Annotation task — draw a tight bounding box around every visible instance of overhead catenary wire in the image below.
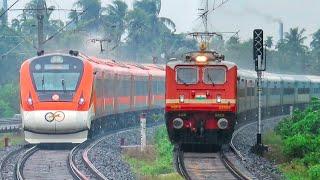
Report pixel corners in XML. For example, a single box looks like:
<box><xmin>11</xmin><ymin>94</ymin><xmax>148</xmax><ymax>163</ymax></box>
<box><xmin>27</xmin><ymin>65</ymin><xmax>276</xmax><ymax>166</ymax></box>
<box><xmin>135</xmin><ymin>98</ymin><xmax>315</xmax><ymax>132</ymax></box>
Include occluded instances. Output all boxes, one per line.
<box><xmin>1</xmin><ymin>40</ymin><xmax>25</xmax><ymax>58</ymax></box>
<box><xmin>9</xmin><ymin>8</ymin><xmax>85</xmax><ymax>12</ymax></box>
<box><xmin>2</xmin><ymin>25</ymin><xmax>38</xmax><ymax>50</ymax></box>
<box><xmin>195</xmin><ymin>0</ymin><xmax>230</xmax><ymax>22</ymax></box>
<box><xmin>0</xmin><ymin>0</ymin><xmax>20</xmax><ymax>18</ymax></box>
<box><xmin>42</xmin><ymin>7</ymin><xmax>88</xmax><ymax>45</ymax></box>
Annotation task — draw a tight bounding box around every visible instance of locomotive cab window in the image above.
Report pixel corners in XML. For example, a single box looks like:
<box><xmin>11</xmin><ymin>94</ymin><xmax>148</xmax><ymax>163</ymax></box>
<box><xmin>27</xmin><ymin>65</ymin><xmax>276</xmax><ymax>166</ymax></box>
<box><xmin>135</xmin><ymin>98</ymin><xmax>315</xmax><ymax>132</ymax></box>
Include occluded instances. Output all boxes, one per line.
<box><xmin>176</xmin><ymin>66</ymin><xmax>198</xmax><ymax>84</ymax></box>
<box><xmin>203</xmin><ymin>66</ymin><xmax>226</xmax><ymax>84</ymax></box>
<box><xmin>30</xmin><ymin>55</ymin><xmax>83</xmax><ymax>92</ymax></box>
<box><xmin>29</xmin><ymin>55</ymin><xmax>84</xmax><ymax>102</ymax></box>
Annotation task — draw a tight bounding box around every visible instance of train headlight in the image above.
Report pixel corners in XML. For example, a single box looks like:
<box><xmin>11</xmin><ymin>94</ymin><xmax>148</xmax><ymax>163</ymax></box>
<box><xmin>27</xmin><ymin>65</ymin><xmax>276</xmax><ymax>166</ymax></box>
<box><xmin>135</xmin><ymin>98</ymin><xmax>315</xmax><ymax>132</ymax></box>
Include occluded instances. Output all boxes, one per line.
<box><xmin>27</xmin><ymin>97</ymin><xmax>33</xmax><ymax>105</ymax></box>
<box><xmin>216</xmin><ymin>95</ymin><xmax>222</xmax><ymax>103</ymax></box>
<box><xmin>217</xmin><ymin>118</ymin><xmax>228</xmax><ymax>129</ymax></box>
<box><xmin>79</xmin><ymin>97</ymin><xmax>85</xmax><ymax>105</ymax></box>
<box><xmin>173</xmin><ymin>118</ymin><xmax>184</xmax><ymax>129</ymax></box>
<box><xmin>179</xmin><ymin>95</ymin><xmax>185</xmax><ymax>103</ymax></box>
<box><xmin>195</xmin><ymin>56</ymin><xmax>208</xmax><ymax>63</ymax></box>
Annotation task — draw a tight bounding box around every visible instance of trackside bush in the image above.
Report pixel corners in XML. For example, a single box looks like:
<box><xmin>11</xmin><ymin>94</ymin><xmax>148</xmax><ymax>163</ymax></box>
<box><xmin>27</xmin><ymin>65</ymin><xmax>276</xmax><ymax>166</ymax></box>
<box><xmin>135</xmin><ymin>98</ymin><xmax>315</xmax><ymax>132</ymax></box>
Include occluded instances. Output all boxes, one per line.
<box><xmin>0</xmin><ymin>83</ymin><xmax>19</xmax><ymax>117</ymax></box>
<box><xmin>282</xmin><ymin>134</ymin><xmax>312</xmax><ymax>158</ymax></box>
<box><xmin>274</xmin><ymin>98</ymin><xmax>320</xmax><ymax>179</ymax></box>
<box><xmin>302</xmin><ymin>152</ymin><xmax>320</xmax><ymax>166</ymax></box>
<box><xmin>308</xmin><ymin>165</ymin><xmax>320</xmax><ymax>180</ymax></box>
<box><xmin>140</xmin><ymin>126</ymin><xmax>174</xmax><ymax>175</ymax></box>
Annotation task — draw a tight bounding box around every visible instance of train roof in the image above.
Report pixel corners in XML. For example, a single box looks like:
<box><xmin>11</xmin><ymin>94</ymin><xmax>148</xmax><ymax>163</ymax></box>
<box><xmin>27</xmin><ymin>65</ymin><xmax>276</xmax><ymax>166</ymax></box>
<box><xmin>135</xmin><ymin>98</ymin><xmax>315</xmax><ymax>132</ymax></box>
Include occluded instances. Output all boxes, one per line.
<box><xmin>27</xmin><ymin>53</ymin><xmax>83</xmax><ymax>62</ymax></box>
<box><xmin>263</xmin><ymin>72</ymin><xmax>282</xmax><ymax>81</ymax></box>
<box><xmin>166</xmin><ymin>59</ymin><xmax>237</xmax><ymax>70</ymax></box>
<box><xmin>287</xmin><ymin>75</ymin><xmax>311</xmax><ymax>83</ymax></box>
<box><xmin>306</xmin><ymin>75</ymin><xmax>320</xmax><ymax>83</ymax></box>
<box><xmin>142</xmin><ymin>64</ymin><xmax>165</xmax><ymax>77</ymax></box>
<box><xmin>87</xmin><ymin>57</ymin><xmax>165</xmax><ymax>77</ymax></box>
<box><xmin>238</xmin><ymin>70</ymin><xmax>256</xmax><ymax>79</ymax></box>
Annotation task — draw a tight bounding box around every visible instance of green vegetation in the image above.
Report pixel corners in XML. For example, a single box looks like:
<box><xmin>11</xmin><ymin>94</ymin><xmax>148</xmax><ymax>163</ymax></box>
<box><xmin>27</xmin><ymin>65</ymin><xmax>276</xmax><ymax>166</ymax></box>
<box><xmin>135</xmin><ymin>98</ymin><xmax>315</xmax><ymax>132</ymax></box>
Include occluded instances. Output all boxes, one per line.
<box><xmin>0</xmin><ymin>132</ymin><xmax>25</xmax><ymax>148</ymax></box>
<box><xmin>2</xmin><ymin>0</ymin><xmax>320</xmax><ymax>116</ymax></box>
<box><xmin>124</xmin><ymin>126</ymin><xmax>181</xmax><ymax>179</ymax></box>
<box><xmin>264</xmin><ymin>98</ymin><xmax>320</xmax><ymax>179</ymax></box>
<box><xmin>0</xmin><ymin>83</ymin><xmax>19</xmax><ymax>117</ymax></box>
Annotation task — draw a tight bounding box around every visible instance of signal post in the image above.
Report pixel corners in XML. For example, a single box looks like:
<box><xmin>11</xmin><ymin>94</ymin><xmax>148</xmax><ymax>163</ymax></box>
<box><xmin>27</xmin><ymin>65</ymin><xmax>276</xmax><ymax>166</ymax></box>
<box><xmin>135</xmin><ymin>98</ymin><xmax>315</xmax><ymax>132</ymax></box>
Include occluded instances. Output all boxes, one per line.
<box><xmin>251</xmin><ymin>29</ymin><xmax>268</xmax><ymax>155</ymax></box>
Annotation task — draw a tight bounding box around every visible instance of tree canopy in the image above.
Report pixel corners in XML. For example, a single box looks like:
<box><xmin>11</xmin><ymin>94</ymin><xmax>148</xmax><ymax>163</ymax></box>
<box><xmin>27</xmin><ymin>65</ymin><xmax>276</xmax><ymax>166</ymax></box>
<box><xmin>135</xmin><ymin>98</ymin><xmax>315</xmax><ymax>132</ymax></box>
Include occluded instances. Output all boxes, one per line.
<box><xmin>1</xmin><ymin>0</ymin><xmax>320</xmax><ymax>116</ymax></box>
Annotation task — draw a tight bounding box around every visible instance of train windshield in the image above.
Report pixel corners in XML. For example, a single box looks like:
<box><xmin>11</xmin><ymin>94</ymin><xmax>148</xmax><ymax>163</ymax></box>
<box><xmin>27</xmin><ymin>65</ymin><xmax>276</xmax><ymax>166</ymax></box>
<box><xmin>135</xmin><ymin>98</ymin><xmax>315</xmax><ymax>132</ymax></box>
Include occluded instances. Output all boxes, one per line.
<box><xmin>29</xmin><ymin>55</ymin><xmax>83</xmax><ymax>101</ymax></box>
<box><xmin>176</xmin><ymin>66</ymin><xmax>198</xmax><ymax>84</ymax></box>
<box><xmin>32</xmin><ymin>72</ymin><xmax>80</xmax><ymax>91</ymax></box>
<box><xmin>203</xmin><ymin>67</ymin><xmax>226</xmax><ymax>84</ymax></box>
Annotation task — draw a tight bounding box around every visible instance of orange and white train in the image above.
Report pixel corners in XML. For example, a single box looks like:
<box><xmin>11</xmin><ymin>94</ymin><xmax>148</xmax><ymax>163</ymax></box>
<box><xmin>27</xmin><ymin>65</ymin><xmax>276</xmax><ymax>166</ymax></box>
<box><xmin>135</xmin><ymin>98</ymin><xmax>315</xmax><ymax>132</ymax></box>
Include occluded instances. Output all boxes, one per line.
<box><xmin>20</xmin><ymin>51</ymin><xmax>165</xmax><ymax>144</ymax></box>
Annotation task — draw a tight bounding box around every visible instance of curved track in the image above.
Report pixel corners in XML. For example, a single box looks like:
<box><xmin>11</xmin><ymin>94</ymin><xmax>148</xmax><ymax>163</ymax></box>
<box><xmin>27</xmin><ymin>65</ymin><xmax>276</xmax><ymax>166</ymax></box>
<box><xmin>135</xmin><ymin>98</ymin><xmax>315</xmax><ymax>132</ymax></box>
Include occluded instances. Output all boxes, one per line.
<box><xmin>69</xmin><ymin>141</ymin><xmax>95</xmax><ymax>180</ymax></box>
<box><xmin>0</xmin><ymin>146</ymin><xmax>27</xmax><ymax>180</ymax></box>
<box><xmin>174</xmin><ymin>147</ymin><xmax>250</xmax><ymax>180</ymax></box>
<box><xmin>15</xmin><ymin>145</ymin><xmax>76</xmax><ymax>180</ymax></box>
<box><xmin>69</xmin><ymin>129</ymin><xmax>131</xmax><ymax>180</ymax></box>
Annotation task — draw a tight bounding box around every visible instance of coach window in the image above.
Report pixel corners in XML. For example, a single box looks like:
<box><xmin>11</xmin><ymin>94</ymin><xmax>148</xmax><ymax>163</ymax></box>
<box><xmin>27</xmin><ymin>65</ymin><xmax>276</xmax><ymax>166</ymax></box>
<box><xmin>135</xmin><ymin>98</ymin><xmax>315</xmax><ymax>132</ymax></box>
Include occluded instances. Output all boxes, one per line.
<box><xmin>176</xmin><ymin>66</ymin><xmax>198</xmax><ymax>84</ymax></box>
<box><xmin>203</xmin><ymin>66</ymin><xmax>226</xmax><ymax>84</ymax></box>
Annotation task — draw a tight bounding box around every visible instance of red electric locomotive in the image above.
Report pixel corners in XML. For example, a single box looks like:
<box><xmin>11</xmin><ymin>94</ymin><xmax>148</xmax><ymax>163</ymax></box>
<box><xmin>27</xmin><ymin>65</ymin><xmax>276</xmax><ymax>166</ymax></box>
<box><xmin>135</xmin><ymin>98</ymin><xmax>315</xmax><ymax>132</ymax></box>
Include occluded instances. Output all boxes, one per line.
<box><xmin>165</xmin><ymin>45</ymin><xmax>238</xmax><ymax>148</ymax></box>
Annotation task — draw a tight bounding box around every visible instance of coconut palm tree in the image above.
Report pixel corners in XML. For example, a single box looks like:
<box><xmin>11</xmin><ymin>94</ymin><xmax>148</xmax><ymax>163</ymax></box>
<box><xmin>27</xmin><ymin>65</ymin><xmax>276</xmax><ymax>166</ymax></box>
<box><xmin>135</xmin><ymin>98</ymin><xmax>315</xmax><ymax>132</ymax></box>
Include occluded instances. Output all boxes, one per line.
<box><xmin>101</xmin><ymin>0</ymin><xmax>128</xmax><ymax>45</ymax></box>
<box><xmin>279</xmin><ymin>28</ymin><xmax>307</xmax><ymax>55</ymax></box>
<box><xmin>276</xmin><ymin>27</ymin><xmax>308</xmax><ymax>73</ymax></box>
<box><xmin>125</xmin><ymin>0</ymin><xmax>176</xmax><ymax>60</ymax></box>
<box><xmin>310</xmin><ymin>29</ymin><xmax>320</xmax><ymax>67</ymax></box>
<box><xmin>311</xmin><ymin>29</ymin><xmax>320</xmax><ymax>51</ymax></box>
<box><xmin>73</xmin><ymin>0</ymin><xmax>102</xmax><ymax>31</ymax></box>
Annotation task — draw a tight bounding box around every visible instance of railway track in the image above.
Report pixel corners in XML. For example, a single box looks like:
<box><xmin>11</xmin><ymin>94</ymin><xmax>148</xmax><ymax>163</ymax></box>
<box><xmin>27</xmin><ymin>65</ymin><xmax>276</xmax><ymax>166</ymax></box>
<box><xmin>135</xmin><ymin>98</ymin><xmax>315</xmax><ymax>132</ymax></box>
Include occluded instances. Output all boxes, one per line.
<box><xmin>15</xmin><ymin>145</ymin><xmax>75</xmax><ymax>180</ymax></box>
<box><xmin>69</xmin><ymin>129</ymin><xmax>133</xmax><ymax>180</ymax></box>
<box><xmin>68</xmin><ymin>138</ymin><xmax>108</xmax><ymax>180</ymax></box>
<box><xmin>174</xmin><ymin>147</ymin><xmax>251</xmax><ymax>180</ymax></box>
<box><xmin>174</xmin><ymin>116</ymin><xmax>288</xmax><ymax>180</ymax></box>
<box><xmin>69</xmin><ymin>123</ymin><xmax>161</xmax><ymax>180</ymax></box>
<box><xmin>0</xmin><ymin>146</ymin><xmax>28</xmax><ymax>180</ymax></box>
<box><xmin>69</xmin><ymin>141</ymin><xmax>97</xmax><ymax>180</ymax></box>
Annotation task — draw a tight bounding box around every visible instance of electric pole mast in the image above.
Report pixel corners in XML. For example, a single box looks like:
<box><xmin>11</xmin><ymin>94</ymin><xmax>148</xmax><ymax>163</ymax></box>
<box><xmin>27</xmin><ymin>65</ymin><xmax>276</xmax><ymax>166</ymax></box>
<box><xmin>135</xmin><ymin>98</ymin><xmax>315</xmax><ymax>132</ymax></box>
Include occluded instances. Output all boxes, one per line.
<box><xmin>2</xmin><ymin>0</ymin><xmax>8</xmax><ymax>25</ymax></box>
<box><xmin>90</xmin><ymin>38</ymin><xmax>112</xmax><ymax>54</ymax></box>
<box><xmin>204</xmin><ymin>0</ymin><xmax>208</xmax><ymax>32</ymax></box>
<box><xmin>37</xmin><ymin>0</ymin><xmax>45</xmax><ymax>52</ymax></box>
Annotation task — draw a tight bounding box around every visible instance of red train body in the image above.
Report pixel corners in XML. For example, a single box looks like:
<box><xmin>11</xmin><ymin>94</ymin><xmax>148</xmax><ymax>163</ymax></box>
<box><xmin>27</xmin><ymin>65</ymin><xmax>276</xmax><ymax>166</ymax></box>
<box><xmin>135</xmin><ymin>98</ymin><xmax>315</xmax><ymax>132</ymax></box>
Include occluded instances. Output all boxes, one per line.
<box><xmin>165</xmin><ymin>51</ymin><xmax>237</xmax><ymax>147</ymax></box>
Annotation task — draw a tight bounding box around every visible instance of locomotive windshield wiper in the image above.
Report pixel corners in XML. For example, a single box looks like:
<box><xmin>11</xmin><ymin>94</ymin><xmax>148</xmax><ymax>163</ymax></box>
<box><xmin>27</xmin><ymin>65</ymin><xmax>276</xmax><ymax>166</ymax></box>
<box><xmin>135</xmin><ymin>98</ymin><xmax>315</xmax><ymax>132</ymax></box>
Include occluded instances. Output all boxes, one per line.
<box><xmin>207</xmin><ymin>73</ymin><xmax>215</xmax><ymax>86</ymax></box>
<box><xmin>41</xmin><ymin>75</ymin><xmax>45</xmax><ymax>90</ymax></box>
<box><xmin>177</xmin><ymin>74</ymin><xmax>189</xmax><ymax>86</ymax></box>
<box><xmin>61</xmin><ymin>79</ymin><xmax>66</xmax><ymax>93</ymax></box>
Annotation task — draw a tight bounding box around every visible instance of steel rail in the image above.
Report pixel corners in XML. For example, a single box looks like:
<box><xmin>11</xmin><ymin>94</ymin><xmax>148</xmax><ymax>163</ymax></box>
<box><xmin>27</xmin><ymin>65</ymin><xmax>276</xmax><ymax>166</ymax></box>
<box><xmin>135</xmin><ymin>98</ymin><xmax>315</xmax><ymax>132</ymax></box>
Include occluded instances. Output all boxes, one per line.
<box><xmin>220</xmin><ymin>151</ymin><xmax>251</xmax><ymax>180</ymax></box>
<box><xmin>15</xmin><ymin>145</ymin><xmax>38</xmax><ymax>180</ymax></box>
<box><xmin>68</xmin><ymin>144</ymin><xmax>89</xmax><ymax>180</ymax></box>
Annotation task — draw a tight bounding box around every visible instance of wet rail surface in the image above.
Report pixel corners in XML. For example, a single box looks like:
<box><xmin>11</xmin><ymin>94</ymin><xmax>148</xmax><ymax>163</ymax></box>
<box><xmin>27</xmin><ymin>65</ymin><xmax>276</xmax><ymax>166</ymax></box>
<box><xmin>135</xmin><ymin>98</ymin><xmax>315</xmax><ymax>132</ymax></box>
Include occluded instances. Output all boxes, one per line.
<box><xmin>0</xmin><ymin>147</ymin><xmax>27</xmax><ymax>180</ymax></box>
<box><xmin>21</xmin><ymin>148</ymin><xmax>74</xmax><ymax>180</ymax></box>
<box><xmin>176</xmin><ymin>151</ymin><xmax>245</xmax><ymax>180</ymax></box>
<box><xmin>14</xmin><ymin>144</ymin><xmax>73</xmax><ymax>180</ymax></box>
<box><xmin>69</xmin><ymin>141</ymin><xmax>97</xmax><ymax>180</ymax></box>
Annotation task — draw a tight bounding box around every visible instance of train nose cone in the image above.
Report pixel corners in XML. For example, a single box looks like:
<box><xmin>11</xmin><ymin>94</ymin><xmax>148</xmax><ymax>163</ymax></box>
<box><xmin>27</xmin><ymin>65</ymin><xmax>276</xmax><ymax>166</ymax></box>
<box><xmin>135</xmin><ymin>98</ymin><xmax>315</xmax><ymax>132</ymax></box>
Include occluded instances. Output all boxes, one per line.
<box><xmin>217</xmin><ymin>118</ymin><xmax>228</xmax><ymax>129</ymax></box>
<box><xmin>173</xmin><ymin>118</ymin><xmax>184</xmax><ymax>129</ymax></box>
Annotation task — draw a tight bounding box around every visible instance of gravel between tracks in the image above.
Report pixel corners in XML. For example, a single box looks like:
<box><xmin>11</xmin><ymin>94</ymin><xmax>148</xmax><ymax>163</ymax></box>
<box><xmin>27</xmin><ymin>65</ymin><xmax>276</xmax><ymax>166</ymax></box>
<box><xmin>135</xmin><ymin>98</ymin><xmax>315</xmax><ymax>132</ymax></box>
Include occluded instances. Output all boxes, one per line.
<box><xmin>88</xmin><ymin>125</ymin><xmax>160</xmax><ymax>180</ymax></box>
<box><xmin>233</xmin><ymin>117</ymin><xmax>285</xmax><ymax>180</ymax></box>
<box><xmin>0</xmin><ymin>145</ymin><xmax>26</xmax><ymax>179</ymax></box>
<box><xmin>0</xmin><ymin>145</ymin><xmax>23</xmax><ymax>164</ymax></box>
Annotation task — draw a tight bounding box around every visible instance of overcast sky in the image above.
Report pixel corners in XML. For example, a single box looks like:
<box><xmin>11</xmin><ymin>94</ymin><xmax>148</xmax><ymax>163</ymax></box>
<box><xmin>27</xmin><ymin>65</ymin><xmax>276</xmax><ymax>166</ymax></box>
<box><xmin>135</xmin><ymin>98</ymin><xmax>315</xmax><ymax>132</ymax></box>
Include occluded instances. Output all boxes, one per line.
<box><xmin>2</xmin><ymin>0</ymin><xmax>320</xmax><ymax>45</ymax></box>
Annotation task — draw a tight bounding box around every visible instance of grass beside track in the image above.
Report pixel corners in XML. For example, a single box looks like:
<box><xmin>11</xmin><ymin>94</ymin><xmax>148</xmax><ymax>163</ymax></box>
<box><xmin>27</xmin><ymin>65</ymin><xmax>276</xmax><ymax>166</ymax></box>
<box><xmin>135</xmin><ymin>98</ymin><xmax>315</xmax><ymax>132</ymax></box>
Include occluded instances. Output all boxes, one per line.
<box><xmin>0</xmin><ymin>132</ymin><xmax>24</xmax><ymax>148</ymax></box>
<box><xmin>123</xmin><ymin>126</ymin><xmax>182</xmax><ymax>180</ymax></box>
<box><xmin>263</xmin><ymin>98</ymin><xmax>320</xmax><ymax>180</ymax></box>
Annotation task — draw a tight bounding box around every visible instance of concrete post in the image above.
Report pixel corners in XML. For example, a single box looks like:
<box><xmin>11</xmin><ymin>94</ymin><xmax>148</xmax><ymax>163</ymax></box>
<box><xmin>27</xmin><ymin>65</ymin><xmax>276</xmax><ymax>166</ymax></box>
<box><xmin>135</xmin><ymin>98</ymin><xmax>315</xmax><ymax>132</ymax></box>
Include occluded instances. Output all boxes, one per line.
<box><xmin>140</xmin><ymin>113</ymin><xmax>146</xmax><ymax>152</ymax></box>
<box><xmin>4</xmin><ymin>137</ymin><xmax>9</xmax><ymax>147</ymax></box>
